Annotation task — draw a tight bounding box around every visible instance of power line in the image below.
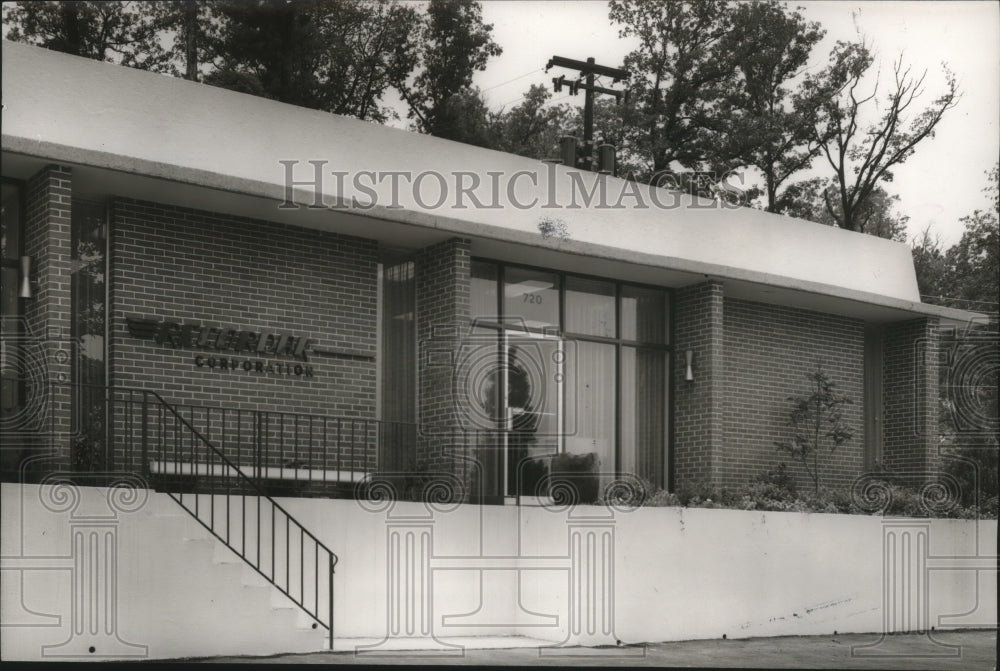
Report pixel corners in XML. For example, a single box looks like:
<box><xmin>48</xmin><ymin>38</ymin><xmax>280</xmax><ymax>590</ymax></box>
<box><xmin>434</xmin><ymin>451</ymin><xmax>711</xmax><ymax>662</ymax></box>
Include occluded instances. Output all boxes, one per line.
<box><xmin>499</xmin><ymin>90</ymin><xmax>573</xmax><ymax>108</ymax></box>
<box><xmin>482</xmin><ymin>67</ymin><xmax>544</xmax><ymax>93</ymax></box>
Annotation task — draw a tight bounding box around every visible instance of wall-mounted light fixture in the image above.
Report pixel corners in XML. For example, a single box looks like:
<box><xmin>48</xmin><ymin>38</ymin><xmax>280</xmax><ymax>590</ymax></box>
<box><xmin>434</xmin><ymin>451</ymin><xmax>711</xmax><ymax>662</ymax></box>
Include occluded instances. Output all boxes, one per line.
<box><xmin>18</xmin><ymin>255</ymin><xmax>32</xmax><ymax>299</ymax></box>
<box><xmin>685</xmin><ymin>349</ymin><xmax>695</xmax><ymax>381</ymax></box>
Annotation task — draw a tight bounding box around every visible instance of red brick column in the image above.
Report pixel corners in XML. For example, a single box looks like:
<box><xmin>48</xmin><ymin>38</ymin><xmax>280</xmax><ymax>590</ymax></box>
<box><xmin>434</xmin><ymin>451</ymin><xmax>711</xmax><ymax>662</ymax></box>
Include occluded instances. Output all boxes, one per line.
<box><xmin>22</xmin><ymin>165</ymin><xmax>73</xmax><ymax>474</ymax></box>
<box><xmin>672</xmin><ymin>280</ymin><xmax>725</xmax><ymax>491</ymax></box>
<box><xmin>414</xmin><ymin>238</ymin><xmax>472</xmax><ymax>498</ymax></box>
<box><xmin>883</xmin><ymin>317</ymin><xmax>941</xmax><ymax>478</ymax></box>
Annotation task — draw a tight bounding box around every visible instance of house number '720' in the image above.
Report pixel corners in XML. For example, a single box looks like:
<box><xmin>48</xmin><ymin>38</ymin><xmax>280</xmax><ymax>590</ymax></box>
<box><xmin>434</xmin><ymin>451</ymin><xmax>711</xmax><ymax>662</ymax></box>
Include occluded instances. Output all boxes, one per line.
<box><xmin>523</xmin><ymin>293</ymin><xmax>543</xmax><ymax>304</ymax></box>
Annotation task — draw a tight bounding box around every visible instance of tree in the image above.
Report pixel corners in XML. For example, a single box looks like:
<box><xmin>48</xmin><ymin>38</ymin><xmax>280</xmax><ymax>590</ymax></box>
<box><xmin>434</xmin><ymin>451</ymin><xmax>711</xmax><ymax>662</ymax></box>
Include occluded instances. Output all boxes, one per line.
<box><xmin>799</xmin><ymin>39</ymin><xmax>960</xmax><ymax>232</ymax></box>
<box><xmin>148</xmin><ymin>0</ymin><xmax>216</xmax><ymax>81</ymax></box>
<box><xmin>490</xmin><ymin>85</ymin><xmax>575</xmax><ymax>159</ymax></box>
<box><xmin>420</xmin><ymin>87</ymin><xmax>496</xmax><ymax>148</ymax></box>
<box><xmin>940</xmin><ymin>164</ymin><xmax>1000</xmax><ymax>312</ymax></box>
<box><xmin>4</xmin><ymin>0</ymin><xmax>169</xmax><ymax>72</ymax></box>
<box><xmin>316</xmin><ymin>0</ymin><xmax>422</xmax><ymax>121</ymax></box>
<box><xmin>910</xmin><ymin>226</ymin><xmax>949</xmax><ymax>302</ymax></box>
<box><xmin>913</xmin><ymin>165</ymin><xmax>1000</xmax><ymax>311</ymax></box>
<box><xmin>710</xmin><ymin>1</ymin><xmax>826</xmax><ymax>212</ymax></box>
<box><xmin>609</xmin><ymin>0</ymin><xmax>828</xmax><ymax>188</ymax></box>
<box><xmin>208</xmin><ymin>0</ymin><xmax>421</xmax><ymax>122</ymax></box>
<box><xmin>914</xmin><ymin>167</ymin><xmax>997</xmax><ymax>516</ymax></box>
<box><xmin>208</xmin><ymin>0</ymin><xmax>326</xmax><ymax>109</ymax></box>
<box><xmin>422</xmin><ymin>84</ymin><xmax>577</xmax><ymax>158</ymax></box>
<box><xmin>609</xmin><ymin>0</ymin><xmax>737</xmax><ymax>177</ymax></box>
<box><xmin>783</xmin><ymin>179</ymin><xmax>909</xmax><ymax>241</ymax></box>
<box><xmin>775</xmin><ymin>366</ymin><xmax>854</xmax><ymax>494</ymax></box>
<box><xmin>398</xmin><ymin>0</ymin><xmax>502</xmax><ymax>140</ymax></box>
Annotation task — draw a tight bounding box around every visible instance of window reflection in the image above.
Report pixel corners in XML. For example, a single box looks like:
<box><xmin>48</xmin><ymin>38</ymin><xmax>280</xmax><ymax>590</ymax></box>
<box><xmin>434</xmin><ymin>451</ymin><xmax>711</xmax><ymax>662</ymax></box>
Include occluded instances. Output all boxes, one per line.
<box><xmin>468</xmin><ymin>260</ymin><xmax>672</xmax><ymax>496</ymax></box>
<box><xmin>503</xmin><ymin>266</ymin><xmax>558</xmax><ymax>331</ymax></box>
<box><xmin>71</xmin><ymin>200</ymin><xmax>107</xmax><ymax>472</ymax></box>
<box><xmin>622</xmin><ymin>285</ymin><xmax>668</xmax><ymax>343</ymax></box>
<box><xmin>565</xmin><ymin>276</ymin><xmax>616</xmax><ymax>338</ymax></box>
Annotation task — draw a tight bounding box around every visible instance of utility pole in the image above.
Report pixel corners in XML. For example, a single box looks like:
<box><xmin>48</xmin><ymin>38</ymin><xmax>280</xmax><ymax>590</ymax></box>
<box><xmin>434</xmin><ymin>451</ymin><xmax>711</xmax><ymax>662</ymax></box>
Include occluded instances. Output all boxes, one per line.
<box><xmin>546</xmin><ymin>56</ymin><xmax>629</xmax><ymax>171</ymax></box>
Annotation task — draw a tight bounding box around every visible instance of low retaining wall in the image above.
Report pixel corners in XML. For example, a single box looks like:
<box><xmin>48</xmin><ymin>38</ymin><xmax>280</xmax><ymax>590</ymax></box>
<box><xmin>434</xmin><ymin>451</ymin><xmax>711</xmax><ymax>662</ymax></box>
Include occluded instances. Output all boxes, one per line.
<box><xmin>2</xmin><ymin>483</ymin><xmax>995</xmax><ymax>660</ymax></box>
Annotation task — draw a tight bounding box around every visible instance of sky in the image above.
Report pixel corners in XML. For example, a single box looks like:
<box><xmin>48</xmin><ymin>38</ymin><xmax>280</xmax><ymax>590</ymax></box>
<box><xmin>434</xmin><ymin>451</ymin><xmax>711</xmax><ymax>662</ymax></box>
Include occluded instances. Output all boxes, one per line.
<box><xmin>470</xmin><ymin>1</ymin><xmax>1000</xmax><ymax>248</ymax></box>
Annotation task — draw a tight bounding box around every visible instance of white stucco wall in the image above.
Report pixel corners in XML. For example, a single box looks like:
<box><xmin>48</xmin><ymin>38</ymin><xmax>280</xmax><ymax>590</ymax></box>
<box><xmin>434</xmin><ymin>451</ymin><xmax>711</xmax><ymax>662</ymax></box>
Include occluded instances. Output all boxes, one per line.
<box><xmin>2</xmin><ymin>40</ymin><xmax>922</xmax><ymax>305</ymax></box>
<box><xmin>2</xmin><ymin>484</ymin><xmax>995</xmax><ymax>660</ymax></box>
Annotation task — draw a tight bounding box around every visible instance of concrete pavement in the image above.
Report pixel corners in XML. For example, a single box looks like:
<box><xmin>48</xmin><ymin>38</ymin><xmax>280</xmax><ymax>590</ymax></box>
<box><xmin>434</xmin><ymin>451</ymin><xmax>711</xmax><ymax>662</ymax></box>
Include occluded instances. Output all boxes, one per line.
<box><xmin>187</xmin><ymin>630</ymin><xmax>997</xmax><ymax>668</ymax></box>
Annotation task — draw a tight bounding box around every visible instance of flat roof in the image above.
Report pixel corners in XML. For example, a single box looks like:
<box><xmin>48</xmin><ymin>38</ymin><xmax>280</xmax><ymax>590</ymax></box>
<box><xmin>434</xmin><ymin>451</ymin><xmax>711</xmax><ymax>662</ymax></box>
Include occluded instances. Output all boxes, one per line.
<box><xmin>0</xmin><ymin>40</ymin><xmax>981</xmax><ymax>325</ymax></box>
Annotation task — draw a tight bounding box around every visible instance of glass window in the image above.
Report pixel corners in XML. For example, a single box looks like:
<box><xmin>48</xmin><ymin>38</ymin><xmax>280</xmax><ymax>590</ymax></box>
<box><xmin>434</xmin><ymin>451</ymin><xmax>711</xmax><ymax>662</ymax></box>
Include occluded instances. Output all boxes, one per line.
<box><xmin>1</xmin><ymin>183</ymin><xmax>22</xmax><ymax>322</ymax></box>
<box><xmin>1</xmin><ymin>183</ymin><xmax>24</xmax><ymax>447</ymax></box>
<box><xmin>380</xmin><ymin>258</ymin><xmax>415</xmax><ymax>426</ymax></box>
<box><xmin>70</xmin><ymin>200</ymin><xmax>108</xmax><ymax>471</ymax></box>
<box><xmin>468</xmin><ymin>259</ymin><xmax>672</xmax><ymax>497</ymax></box>
<box><xmin>471</xmin><ymin>260</ymin><xmax>498</xmax><ymax>326</ymax></box>
<box><xmin>564</xmin><ymin>340</ymin><xmax>616</xmax><ymax>479</ymax></box>
<box><xmin>565</xmin><ymin>276</ymin><xmax>616</xmax><ymax>338</ymax></box>
<box><xmin>620</xmin><ymin>347</ymin><xmax>668</xmax><ymax>487</ymax></box>
<box><xmin>621</xmin><ymin>285</ymin><xmax>668</xmax><ymax>344</ymax></box>
<box><xmin>1</xmin><ymin>183</ymin><xmax>21</xmax><ymax>262</ymax></box>
<box><xmin>503</xmin><ymin>266</ymin><xmax>558</xmax><ymax>332</ymax></box>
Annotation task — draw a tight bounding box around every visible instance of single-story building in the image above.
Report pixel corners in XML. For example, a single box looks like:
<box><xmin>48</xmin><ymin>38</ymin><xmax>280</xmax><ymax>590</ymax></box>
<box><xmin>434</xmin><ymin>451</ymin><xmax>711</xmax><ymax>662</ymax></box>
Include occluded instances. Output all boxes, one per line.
<box><xmin>1</xmin><ymin>40</ymin><xmax>992</xmax><ymax>659</ymax></box>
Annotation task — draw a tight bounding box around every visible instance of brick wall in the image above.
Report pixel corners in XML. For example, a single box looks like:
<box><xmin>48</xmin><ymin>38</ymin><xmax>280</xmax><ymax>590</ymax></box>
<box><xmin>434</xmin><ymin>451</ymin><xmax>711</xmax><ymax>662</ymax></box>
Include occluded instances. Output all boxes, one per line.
<box><xmin>110</xmin><ymin>198</ymin><xmax>378</xmax><ymax>471</ymax></box>
<box><xmin>883</xmin><ymin>317</ymin><xmax>940</xmax><ymax>477</ymax></box>
<box><xmin>672</xmin><ymin>281</ymin><xmax>725</xmax><ymax>491</ymax></box>
<box><xmin>13</xmin><ymin>166</ymin><xmax>74</xmax><ymax>475</ymax></box>
<box><xmin>721</xmin><ymin>298</ymin><xmax>865</xmax><ymax>492</ymax></box>
<box><xmin>414</xmin><ymin>238</ymin><xmax>474</xmax><ymax>497</ymax></box>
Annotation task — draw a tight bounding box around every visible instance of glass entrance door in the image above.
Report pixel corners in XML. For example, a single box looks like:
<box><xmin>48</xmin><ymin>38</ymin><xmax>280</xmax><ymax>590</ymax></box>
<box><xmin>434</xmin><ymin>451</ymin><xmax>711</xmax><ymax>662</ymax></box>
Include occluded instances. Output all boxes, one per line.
<box><xmin>502</xmin><ymin>330</ymin><xmax>563</xmax><ymax>500</ymax></box>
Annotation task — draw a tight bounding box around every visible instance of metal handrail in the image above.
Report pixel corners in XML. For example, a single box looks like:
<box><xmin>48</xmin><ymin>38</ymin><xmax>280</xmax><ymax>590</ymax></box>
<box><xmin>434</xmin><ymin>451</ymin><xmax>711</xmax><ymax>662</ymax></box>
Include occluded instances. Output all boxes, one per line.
<box><xmin>1</xmin><ymin>377</ymin><xmax>427</xmax><ymax>647</ymax></box>
<box><xmin>160</xmin><ymin>401</ymin><xmax>415</xmax><ymax>485</ymax></box>
<box><xmin>2</xmin><ymin>379</ymin><xmax>349</xmax><ymax>648</ymax></box>
<box><xmin>123</xmin><ymin>387</ymin><xmax>339</xmax><ymax>647</ymax></box>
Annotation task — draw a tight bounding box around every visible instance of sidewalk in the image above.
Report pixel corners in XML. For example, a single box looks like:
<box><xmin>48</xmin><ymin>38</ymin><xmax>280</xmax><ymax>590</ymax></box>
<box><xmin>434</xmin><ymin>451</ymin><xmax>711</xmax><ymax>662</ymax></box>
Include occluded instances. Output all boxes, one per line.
<box><xmin>190</xmin><ymin>630</ymin><xmax>996</xmax><ymax>668</ymax></box>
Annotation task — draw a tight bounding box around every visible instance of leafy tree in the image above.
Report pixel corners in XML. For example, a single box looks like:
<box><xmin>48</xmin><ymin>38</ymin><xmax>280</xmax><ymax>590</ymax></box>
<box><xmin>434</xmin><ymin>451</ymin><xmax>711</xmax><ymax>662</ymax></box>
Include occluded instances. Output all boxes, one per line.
<box><xmin>775</xmin><ymin>366</ymin><xmax>854</xmax><ymax>494</ymax></box>
<box><xmin>148</xmin><ymin>0</ymin><xmax>216</xmax><ymax>81</ymax></box>
<box><xmin>490</xmin><ymin>85</ymin><xmax>575</xmax><ymax>159</ymax></box>
<box><xmin>710</xmin><ymin>1</ymin><xmax>825</xmax><ymax>212</ymax></box>
<box><xmin>208</xmin><ymin>0</ymin><xmax>421</xmax><ymax>122</ymax></box>
<box><xmin>207</xmin><ymin>0</ymin><xmax>327</xmax><ymax>109</ymax></box>
<box><xmin>202</xmin><ymin>68</ymin><xmax>273</xmax><ymax>98</ymax></box>
<box><xmin>3</xmin><ymin>0</ymin><xmax>170</xmax><ymax>71</ymax></box>
<box><xmin>910</xmin><ymin>226</ymin><xmax>949</xmax><ymax>301</ymax></box>
<box><xmin>940</xmin><ymin>165</ymin><xmax>1000</xmax><ymax>312</ymax></box>
<box><xmin>783</xmin><ymin>180</ymin><xmax>909</xmax><ymax>241</ymax></box>
<box><xmin>428</xmin><ymin>84</ymin><xmax>577</xmax><ymax>158</ymax></box>
<box><xmin>608</xmin><ymin>0</ymin><xmax>827</xmax><ymax>189</ymax></box>
<box><xmin>798</xmin><ymin>39</ymin><xmax>960</xmax><ymax>232</ymax></box>
<box><xmin>938</xmin><ymin>317</ymin><xmax>998</xmax><ymax>511</ymax></box>
<box><xmin>422</xmin><ymin>87</ymin><xmax>496</xmax><ymax>148</ymax></box>
<box><xmin>609</xmin><ymin>0</ymin><xmax>738</xmax><ymax>177</ymax></box>
<box><xmin>398</xmin><ymin>0</ymin><xmax>502</xmax><ymax>140</ymax></box>
<box><xmin>913</xmin><ymin>165</ymin><xmax>999</xmax><ymax>311</ymax></box>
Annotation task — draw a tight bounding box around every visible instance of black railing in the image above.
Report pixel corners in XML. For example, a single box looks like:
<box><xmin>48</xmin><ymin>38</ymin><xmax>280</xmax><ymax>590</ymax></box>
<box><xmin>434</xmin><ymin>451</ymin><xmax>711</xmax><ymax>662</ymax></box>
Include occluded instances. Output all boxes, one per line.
<box><xmin>110</xmin><ymin>388</ymin><xmax>341</xmax><ymax>645</ymax></box>
<box><xmin>151</xmin><ymin>402</ymin><xmax>415</xmax><ymax>490</ymax></box>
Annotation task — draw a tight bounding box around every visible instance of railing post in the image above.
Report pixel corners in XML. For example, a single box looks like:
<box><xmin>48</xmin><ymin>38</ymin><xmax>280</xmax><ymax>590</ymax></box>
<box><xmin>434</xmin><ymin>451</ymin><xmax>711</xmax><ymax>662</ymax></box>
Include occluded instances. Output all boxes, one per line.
<box><xmin>329</xmin><ymin>561</ymin><xmax>335</xmax><ymax>650</ymax></box>
<box><xmin>141</xmin><ymin>394</ymin><xmax>150</xmax><ymax>480</ymax></box>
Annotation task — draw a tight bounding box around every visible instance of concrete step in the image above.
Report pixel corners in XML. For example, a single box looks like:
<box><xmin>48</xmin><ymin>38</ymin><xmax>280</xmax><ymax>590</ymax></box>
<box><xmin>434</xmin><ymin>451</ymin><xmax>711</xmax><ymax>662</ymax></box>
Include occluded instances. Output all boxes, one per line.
<box><xmin>147</xmin><ymin>493</ymin><xmax>327</xmax><ymax>655</ymax></box>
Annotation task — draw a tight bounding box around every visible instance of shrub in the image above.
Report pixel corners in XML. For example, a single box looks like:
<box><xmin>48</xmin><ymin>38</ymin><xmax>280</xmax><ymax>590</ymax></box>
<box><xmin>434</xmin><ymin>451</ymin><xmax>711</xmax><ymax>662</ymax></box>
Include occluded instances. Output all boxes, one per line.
<box><xmin>775</xmin><ymin>366</ymin><xmax>854</xmax><ymax>494</ymax></box>
<box><xmin>623</xmin><ymin>464</ymin><xmax>996</xmax><ymax>519</ymax></box>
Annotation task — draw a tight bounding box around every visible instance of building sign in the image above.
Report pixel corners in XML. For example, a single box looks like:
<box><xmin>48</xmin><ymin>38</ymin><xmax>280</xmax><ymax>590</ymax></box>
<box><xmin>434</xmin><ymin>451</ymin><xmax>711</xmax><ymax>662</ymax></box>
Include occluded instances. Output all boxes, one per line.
<box><xmin>125</xmin><ymin>316</ymin><xmax>316</xmax><ymax>378</ymax></box>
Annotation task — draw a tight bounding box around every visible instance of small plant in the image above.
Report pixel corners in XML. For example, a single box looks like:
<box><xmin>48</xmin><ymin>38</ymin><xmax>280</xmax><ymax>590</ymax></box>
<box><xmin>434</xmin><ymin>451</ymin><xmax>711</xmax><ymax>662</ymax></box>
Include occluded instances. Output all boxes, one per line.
<box><xmin>775</xmin><ymin>366</ymin><xmax>854</xmax><ymax>495</ymax></box>
<box><xmin>753</xmin><ymin>463</ymin><xmax>798</xmax><ymax>497</ymax></box>
<box><xmin>537</xmin><ymin>217</ymin><xmax>569</xmax><ymax>240</ymax></box>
